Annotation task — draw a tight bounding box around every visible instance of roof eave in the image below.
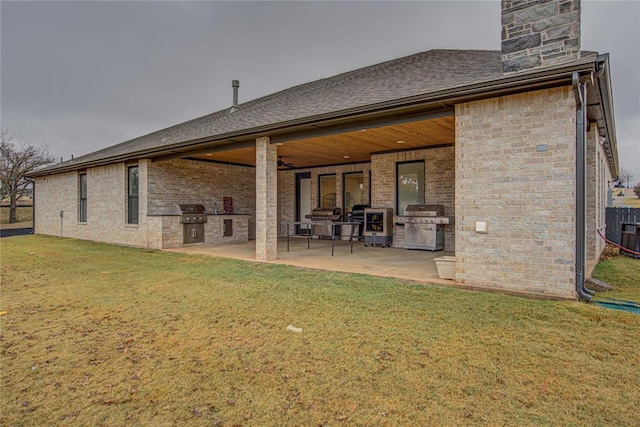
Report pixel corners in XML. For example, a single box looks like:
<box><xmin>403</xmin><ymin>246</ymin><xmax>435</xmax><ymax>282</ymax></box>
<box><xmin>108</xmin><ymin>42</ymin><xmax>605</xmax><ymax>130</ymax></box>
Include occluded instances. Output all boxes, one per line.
<box><xmin>594</xmin><ymin>54</ymin><xmax>619</xmax><ymax>179</ymax></box>
<box><xmin>29</xmin><ymin>59</ymin><xmax>597</xmax><ymax>178</ymax></box>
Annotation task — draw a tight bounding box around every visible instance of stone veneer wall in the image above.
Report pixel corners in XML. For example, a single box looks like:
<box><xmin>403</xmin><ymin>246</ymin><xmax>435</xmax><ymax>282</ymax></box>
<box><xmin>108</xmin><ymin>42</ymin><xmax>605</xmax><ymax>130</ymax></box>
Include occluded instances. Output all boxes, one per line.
<box><xmin>586</xmin><ymin>122</ymin><xmax>612</xmax><ymax>262</ymax></box>
<box><xmin>370</xmin><ymin>147</ymin><xmax>455</xmax><ymax>251</ymax></box>
<box><xmin>455</xmin><ymin>86</ymin><xmax>577</xmax><ymax>298</ymax></box>
<box><xmin>501</xmin><ymin>0</ymin><xmax>581</xmax><ymax>73</ymax></box>
<box><xmin>147</xmin><ymin>159</ymin><xmax>256</xmax><ymax>239</ymax></box>
<box><xmin>34</xmin><ymin>160</ymin><xmax>152</xmax><ymax>247</ymax></box>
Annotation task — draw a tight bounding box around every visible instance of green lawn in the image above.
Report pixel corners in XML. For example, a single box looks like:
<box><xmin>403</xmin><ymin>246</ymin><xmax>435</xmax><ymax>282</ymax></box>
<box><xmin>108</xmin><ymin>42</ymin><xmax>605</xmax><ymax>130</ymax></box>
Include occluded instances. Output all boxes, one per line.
<box><xmin>1</xmin><ymin>235</ymin><xmax>639</xmax><ymax>426</ymax></box>
<box><xmin>593</xmin><ymin>254</ymin><xmax>640</xmax><ymax>302</ymax></box>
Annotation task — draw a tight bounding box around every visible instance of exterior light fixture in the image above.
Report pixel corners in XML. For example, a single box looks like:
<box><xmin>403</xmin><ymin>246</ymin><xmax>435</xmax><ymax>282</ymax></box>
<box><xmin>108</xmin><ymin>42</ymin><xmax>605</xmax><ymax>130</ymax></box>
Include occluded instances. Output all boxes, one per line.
<box><xmin>397</xmin><ymin>140</ymin><xmax>405</xmax><ymax>144</ymax></box>
<box><xmin>206</xmin><ymin>153</ymin><xmax>213</xmax><ymax>156</ymax></box>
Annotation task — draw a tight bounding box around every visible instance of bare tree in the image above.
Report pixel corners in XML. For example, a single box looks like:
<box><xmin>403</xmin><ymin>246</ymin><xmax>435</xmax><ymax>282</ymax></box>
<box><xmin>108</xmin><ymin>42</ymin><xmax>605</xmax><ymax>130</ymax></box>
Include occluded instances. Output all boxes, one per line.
<box><xmin>619</xmin><ymin>168</ymin><xmax>634</xmax><ymax>189</ymax></box>
<box><xmin>1</xmin><ymin>130</ymin><xmax>55</xmax><ymax>223</ymax></box>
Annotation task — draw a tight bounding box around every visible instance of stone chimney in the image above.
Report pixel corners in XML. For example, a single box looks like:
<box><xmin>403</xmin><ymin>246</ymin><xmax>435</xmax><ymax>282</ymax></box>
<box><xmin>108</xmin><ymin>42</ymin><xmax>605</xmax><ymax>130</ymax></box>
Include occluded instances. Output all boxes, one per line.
<box><xmin>501</xmin><ymin>0</ymin><xmax>581</xmax><ymax>73</ymax></box>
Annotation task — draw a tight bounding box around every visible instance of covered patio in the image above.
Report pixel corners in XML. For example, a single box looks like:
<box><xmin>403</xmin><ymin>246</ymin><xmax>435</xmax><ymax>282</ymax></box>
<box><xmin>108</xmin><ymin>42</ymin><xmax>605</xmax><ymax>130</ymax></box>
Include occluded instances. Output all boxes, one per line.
<box><xmin>163</xmin><ymin>111</ymin><xmax>457</xmax><ymax>263</ymax></box>
<box><xmin>167</xmin><ymin>237</ymin><xmax>456</xmax><ymax>286</ymax></box>
<box><xmin>153</xmin><ymin>109</ymin><xmax>457</xmax><ymax>281</ymax></box>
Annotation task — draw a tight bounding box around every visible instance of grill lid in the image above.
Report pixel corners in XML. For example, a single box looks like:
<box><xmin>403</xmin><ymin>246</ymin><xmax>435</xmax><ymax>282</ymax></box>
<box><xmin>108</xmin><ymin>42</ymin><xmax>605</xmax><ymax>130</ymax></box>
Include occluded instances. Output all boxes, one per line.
<box><xmin>351</xmin><ymin>204</ymin><xmax>369</xmax><ymax>214</ymax></box>
<box><xmin>177</xmin><ymin>203</ymin><xmax>207</xmax><ymax>224</ymax></box>
<box><xmin>306</xmin><ymin>207</ymin><xmax>341</xmax><ymax>215</ymax></box>
<box><xmin>405</xmin><ymin>204</ymin><xmax>444</xmax><ymax>217</ymax></box>
<box><xmin>305</xmin><ymin>207</ymin><xmax>342</xmax><ymax>221</ymax></box>
<box><xmin>177</xmin><ymin>204</ymin><xmax>206</xmax><ymax>214</ymax></box>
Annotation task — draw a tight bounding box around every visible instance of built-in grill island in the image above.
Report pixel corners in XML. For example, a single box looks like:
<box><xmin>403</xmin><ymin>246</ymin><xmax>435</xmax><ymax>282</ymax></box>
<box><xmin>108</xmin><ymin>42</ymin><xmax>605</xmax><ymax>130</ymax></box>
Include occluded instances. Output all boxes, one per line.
<box><xmin>305</xmin><ymin>207</ymin><xmax>342</xmax><ymax>238</ymax></box>
<box><xmin>177</xmin><ymin>204</ymin><xmax>207</xmax><ymax>244</ymax></box>
<box><xmin>401</xmin><ymin>204</ymin><xmax>450</xmax><ymax>251</ymax></box>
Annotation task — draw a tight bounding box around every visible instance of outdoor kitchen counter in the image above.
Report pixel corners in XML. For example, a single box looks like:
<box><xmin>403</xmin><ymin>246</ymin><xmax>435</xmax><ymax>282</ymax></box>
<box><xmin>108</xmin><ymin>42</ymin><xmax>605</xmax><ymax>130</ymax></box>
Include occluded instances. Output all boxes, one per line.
<box><xmin>204</xmin><ymin>214</ymin><xmax>250</xmax><ymax>244</ymax></box>
<box><xmin>147</xmin><ymin>213</ymin><xmax>250</xmax><ymax>248</ymax></box>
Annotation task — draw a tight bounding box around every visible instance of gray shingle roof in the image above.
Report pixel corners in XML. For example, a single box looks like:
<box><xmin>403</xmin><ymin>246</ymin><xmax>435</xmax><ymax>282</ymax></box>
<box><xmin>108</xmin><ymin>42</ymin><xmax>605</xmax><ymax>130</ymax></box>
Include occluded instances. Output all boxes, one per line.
<box><xmin>38</xmin><ymin>49</ymin><xmax>598</xmax><ymax>173</ymax></box>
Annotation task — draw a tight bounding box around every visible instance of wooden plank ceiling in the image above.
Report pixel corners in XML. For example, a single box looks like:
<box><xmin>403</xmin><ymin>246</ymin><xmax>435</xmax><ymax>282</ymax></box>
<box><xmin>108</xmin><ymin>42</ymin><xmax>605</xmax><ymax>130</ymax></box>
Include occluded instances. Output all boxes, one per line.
<box><xmin>188</xmin><ymin>115</ymin><xmax>454</xmax><ymax>169</ymax></box>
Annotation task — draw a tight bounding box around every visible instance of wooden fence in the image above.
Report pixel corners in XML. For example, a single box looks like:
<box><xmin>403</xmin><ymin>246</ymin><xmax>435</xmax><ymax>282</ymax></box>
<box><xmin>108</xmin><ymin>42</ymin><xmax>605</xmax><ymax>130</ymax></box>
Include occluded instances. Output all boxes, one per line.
<box><xmin>605</xmin><ymin>207</ymin><xmax>640</xmax><ymax>244</ymax></box>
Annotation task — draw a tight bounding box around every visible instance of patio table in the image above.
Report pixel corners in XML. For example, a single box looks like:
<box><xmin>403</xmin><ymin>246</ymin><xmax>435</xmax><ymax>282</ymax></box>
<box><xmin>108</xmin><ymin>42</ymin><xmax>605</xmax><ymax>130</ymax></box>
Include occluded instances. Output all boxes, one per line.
<box><xmin>282</xmin><ymin>221</ymin><xmax>360</xmax><ymax>256</ymax></box>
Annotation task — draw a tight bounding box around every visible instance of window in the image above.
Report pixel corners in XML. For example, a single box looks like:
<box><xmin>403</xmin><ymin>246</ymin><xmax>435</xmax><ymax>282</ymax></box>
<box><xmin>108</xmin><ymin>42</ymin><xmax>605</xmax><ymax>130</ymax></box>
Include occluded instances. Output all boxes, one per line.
<box><xmin>78</xmin><ymin>173</ymin><xmax>87</xmax><ymax>222</ymax></box>
<box><xmin>127</xmin><ymin>166</ymin><xmax>139</xmax><ymax>224</ymax></box>
<box><xmin>343</xmin><ymin>172</ymin><xmax>365</xmax><ymax>214</ymax></box>
<box><xmin>319</xmin><ymin>174</ymin><xmax>336</xmax><ymax>208</ymax></box>
<box><xmin>396</xmin><ymin>161</ymin><xmax>425</xmax><ymax>215</ymax></box>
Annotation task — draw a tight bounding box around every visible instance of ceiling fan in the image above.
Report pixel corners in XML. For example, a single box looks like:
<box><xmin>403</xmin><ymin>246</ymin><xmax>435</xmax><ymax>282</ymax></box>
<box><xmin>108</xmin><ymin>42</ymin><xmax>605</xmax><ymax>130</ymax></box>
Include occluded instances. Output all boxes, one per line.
<box><xmin>277</xmin><ymin>156</ymin><xmax>295</xmax><ymax>169</ymax></box>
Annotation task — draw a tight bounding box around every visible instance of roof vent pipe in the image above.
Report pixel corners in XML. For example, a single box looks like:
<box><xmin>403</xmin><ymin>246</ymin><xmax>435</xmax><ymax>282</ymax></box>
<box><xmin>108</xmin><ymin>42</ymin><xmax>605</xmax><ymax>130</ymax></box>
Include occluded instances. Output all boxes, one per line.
<box><xmin>229</xmin><ymin>80</ymin><xmax>239</xmax><ymax>113</ymax></box>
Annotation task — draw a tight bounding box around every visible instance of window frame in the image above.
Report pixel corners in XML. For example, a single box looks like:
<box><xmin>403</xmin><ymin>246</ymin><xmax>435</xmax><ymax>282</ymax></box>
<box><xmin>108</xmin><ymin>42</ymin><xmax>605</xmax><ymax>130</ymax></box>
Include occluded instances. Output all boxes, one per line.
<box><xmin>318</xmin><ymin>173</ymin><xmax>337</xmax><ymax>208</ymax></box>
<box><xmin>342</xmin><ymin>171</ymin><xmax>364</xmax><ymax>214</ymax></box>
<box><xmin>396</xmin><ymin>160</ymin><xmax>425</xmax><ymax>215</ymax></box>
<box><xmin>127</xmin><ymin>165</ymin><xmax>139</xmax><ymax>225</ymax></box>
<box><xmin>78</xmin><ymin>172</ymin><xmax>87</xmax><ymax>223</ymax></box>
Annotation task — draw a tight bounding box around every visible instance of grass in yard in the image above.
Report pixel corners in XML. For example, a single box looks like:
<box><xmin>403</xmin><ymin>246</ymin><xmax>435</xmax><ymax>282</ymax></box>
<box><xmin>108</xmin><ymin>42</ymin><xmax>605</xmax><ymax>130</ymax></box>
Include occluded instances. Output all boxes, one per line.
<box><xmin>1</xmin><ymin>235</ymin><xmax>639</xmax><ymax>426</ymax></box>
<box><xmin>620</xmin><ymin>197</ymin><xmax>640</xmax><ymax>208</ymax></box>
<box><xmin>592</xmin><ymin>251</ymin><xmax>640</xmax><ymax>302</ymax></box>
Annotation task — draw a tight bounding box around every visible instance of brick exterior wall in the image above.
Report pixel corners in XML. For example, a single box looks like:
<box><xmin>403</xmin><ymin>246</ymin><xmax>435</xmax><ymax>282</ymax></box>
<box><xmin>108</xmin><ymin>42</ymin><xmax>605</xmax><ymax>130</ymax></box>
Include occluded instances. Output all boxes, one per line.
<box><xmin>586</xmin><ymin>122</ymin><xmax>612</xmax><ymax>262</ymax></box>
<box><xmin>34</xmin><ymin>160</ymin><xmax>151</xmax><ymax>247</ymax></box>
<box><xmin>34</xmin><ymin>158</ymin><xmax>255</xmax><ymax>249</ymax></box>
<box><xmin>277</xmin><ymin>163</ymin><xmax>372</xmax><ymax>237</ymax></box>
<box><xmin>147</xmin><ymin>159</ymin><xmax>256</xmax><ymax>239</ymax></box>
<box><xmin>455</xmin><ymin>87</ymin><xmax>577</xmax><ymax>298</ymax></box>
<box><xmin>276</xmin><ymin>148</ymin><xmax>455</xmax><ymax>251</ymax></box>
<box><xmin>371</xmin><ymin>147</ymin><xmax>455</xmax><ymax>251</ymax></box>
<box><xmin>278</xmin><ymin>170</ymin><xmax>296</xmax><ymax>236</ymax></box>
<box><xmin>501</xmin><ymin>0</ymin><xmax>581</xmax><ymax>73</ymax></box>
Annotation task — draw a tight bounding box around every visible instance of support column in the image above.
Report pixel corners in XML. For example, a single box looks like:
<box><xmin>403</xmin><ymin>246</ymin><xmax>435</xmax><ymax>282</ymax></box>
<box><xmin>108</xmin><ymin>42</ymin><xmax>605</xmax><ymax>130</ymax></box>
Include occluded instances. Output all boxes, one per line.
<box><xmin>255</xmin><ymin>136</ymin><xmax>278</xmax><ymax>261</ymax></box>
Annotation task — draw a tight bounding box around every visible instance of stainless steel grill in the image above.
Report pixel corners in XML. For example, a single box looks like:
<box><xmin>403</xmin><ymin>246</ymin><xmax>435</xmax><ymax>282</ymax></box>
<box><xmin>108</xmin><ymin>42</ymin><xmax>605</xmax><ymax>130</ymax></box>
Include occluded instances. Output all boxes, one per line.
<box><xmin>305</xmin><ymin>207</ymin><xmax>342</xmax><ymax>237</ymax></box>
<box><xmin>404</xmin><ymin>204</ymin><xmax>449</xmax><ymax>223</ymax></box>
<box><xmin>402</xmin><ymin>204</ymin><xmax>449</xmax><ymax>251</ymax></box>
<box><xmin>177</xmin><ymin>204</ymin><xmax>208</xmax><ymax>224</ymax></box>
<box><xmin>177</xmin><ymin>204</ymin><xmax>207</xmax><ymax>243</ymax></box>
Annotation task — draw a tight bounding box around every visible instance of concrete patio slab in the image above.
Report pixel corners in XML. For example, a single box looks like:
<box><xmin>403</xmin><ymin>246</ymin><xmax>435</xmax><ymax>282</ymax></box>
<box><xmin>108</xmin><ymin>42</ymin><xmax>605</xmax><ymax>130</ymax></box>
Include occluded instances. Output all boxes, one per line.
<box><xmin>167</xmin><ymin>237</ymin><xmax>456</xmax><ymax>285</ymax></box>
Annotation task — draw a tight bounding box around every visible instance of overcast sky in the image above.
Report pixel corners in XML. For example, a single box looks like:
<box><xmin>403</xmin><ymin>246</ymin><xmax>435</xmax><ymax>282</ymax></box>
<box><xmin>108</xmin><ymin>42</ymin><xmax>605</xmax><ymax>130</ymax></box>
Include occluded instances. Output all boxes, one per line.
<box><xmin>2</xmin><ymin>1</ymin><xmax>639</xmax><ymax>180</ymax></box>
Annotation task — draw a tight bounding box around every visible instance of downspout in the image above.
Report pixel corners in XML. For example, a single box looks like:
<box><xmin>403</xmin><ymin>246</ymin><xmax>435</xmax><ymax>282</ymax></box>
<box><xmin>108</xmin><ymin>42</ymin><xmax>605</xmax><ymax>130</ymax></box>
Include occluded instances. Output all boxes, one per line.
<box><xmin>25</xmin><ymin>177</ymin><xmax>35</xmax><ymax>234</ymax></box>
<box><xmin>572</xmin><ymin>72</ymin><xmax>593</xmax><ymax>301</ymax></box>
